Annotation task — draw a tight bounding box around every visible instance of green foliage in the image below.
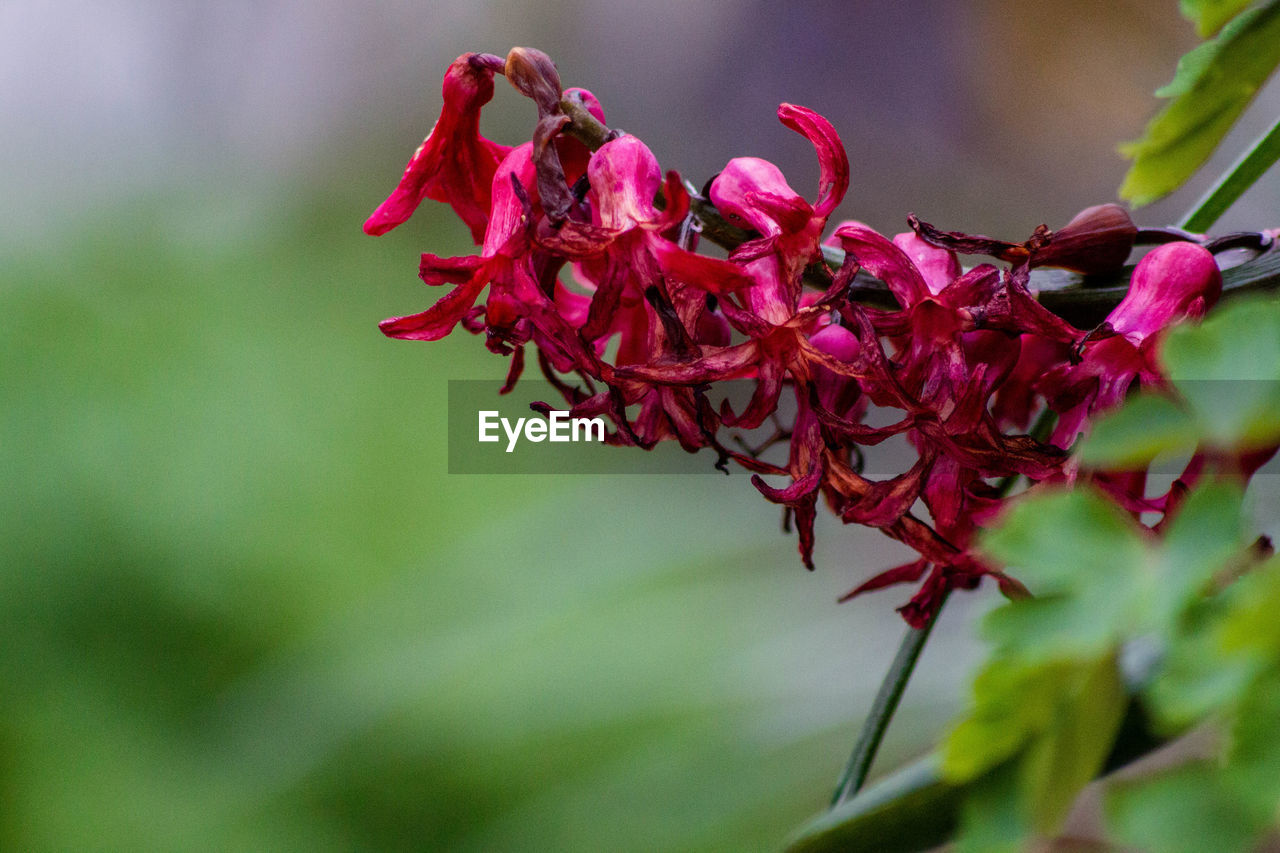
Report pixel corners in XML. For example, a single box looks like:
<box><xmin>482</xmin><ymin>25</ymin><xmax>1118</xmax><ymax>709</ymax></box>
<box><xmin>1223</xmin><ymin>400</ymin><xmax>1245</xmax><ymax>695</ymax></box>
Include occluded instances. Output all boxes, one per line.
<box><xmin>944</xmin><ymin>294</ymin><xmax>1280</xmax><ymax>850</ymax></box>
<box><xmin>1119</xmin><ymin>0</ymin><xmax>1280</xmax><ymax>206</ymax></box>
<box><xmin>1161</xmin><ymin>297</ymin><xmax>1280</xmax><ymax>449</ymax></box>
<box><xmin>1077</xmin><ymin>394</ymin><xmax>1197</xmax><ymax>469</ymax></box>
<box><xmin>1106</xmin><ymin>763</ymin><xmax>1260</xmax><ymax>853</ymax></box>
<box><xmin>1181</xmin><ymin>0</ymin><xmax>1260</xmax><ymax>36</ymax></box>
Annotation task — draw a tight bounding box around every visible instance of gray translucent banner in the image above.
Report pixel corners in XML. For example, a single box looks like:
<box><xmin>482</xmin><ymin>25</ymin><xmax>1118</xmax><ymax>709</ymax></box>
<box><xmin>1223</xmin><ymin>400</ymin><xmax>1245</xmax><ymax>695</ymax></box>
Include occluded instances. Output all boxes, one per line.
<box><xmin>447</xmin><ymin>379</ymin><xmax>1280</xmax><ymax>477</ymax></box>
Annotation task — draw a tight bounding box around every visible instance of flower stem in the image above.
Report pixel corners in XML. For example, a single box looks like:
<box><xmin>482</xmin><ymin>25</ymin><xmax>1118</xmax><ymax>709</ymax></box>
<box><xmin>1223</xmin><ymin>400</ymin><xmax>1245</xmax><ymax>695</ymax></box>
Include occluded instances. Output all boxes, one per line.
<box><xmin>1180</xmin><ymin>117</ymin><xmax>1280</xmax><ymax>233</ymax></box>
<box><xmin>830</xmin><ymin>596</ymin><xmax>947</xmax><ymax>805</ymax></box>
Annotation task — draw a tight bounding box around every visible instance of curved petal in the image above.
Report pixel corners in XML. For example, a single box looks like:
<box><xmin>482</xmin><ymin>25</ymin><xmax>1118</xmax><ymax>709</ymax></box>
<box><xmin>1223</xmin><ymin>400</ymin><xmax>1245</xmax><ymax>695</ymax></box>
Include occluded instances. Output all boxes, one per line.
<box><xmin>588</xmin><ymin>135</ymin><xmax>663</xmax><ymax>230</ymax></box>
<box><xmin>418</xmin><ymin>253</ymin><xmax>484</xmax><ymax>286</ymax></box>
<box><xmin>709</xmin><ymin>157</ymin><xmax>797</xmax><ymax>237</ymax></box>
<box><xmin>832</xmin><ymin>222</ymin><xmax>932</xmax><ymax>308</ymax></box>
<box><xmin>892</xmin><ymin>231</ymin><xmax>960</xmax><ymax>296</ymax></box>
<box><xmin>379</xmin><ymin>275</ymin><xmax>488</xmax><ymax>341</ymax></box>
<box><xmin>650</xmin><ymin>237</ymin><xmax>756</xmax><ymax>295</ymax></box>
<box><xmin>778</xmin><ymin>103</ymin><xmax>849</xmax><ymax>218</ymax></box>
<box><xmin>364</xmin><ymin>53</ymin><xmax>510</xmax><ymax>241</ymax></box>
<box><xmin>1106</xmin><ymin>242</ymin><xmax>1221</xmax><ymax>344</ymax></box>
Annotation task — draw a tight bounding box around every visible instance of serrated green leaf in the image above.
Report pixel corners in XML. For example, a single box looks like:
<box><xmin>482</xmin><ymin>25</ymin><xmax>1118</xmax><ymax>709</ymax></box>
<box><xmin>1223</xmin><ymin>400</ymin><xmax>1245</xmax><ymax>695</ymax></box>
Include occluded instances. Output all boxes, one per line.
<box><xmin>1119</xmin><ymin>0</ymin><xmax>1280</xmax><ymax>206</ymax></box>
<box><xmin>1079</xmin><ymin>393</ymin><xmax>1198</xmax><ymax>469</ymax></box>
<box><xmin>982</xmin><ymin>589</ymin><xmax>1133</xmax><ymax>662</ymax></box>
<box><xmin>1163</xmin><ymin>297</ymin><xmax>1280</xmax><ymax>449</ymax></box>
<box><xmin>1021</xmin><ymin>654</ymin><xmax>1128</xmax><ymax>833</ymax></box>
<box><xmin>979</xmin><ymin>489</ymin><xmax>1147</xmax><ymax>595</ymax></box>
<box><xmin>1147</xmin><ymin>557</ymin><xmax>1280</xmax><ymax>728</ymax></box>
<box><xmin>943</xmin><ymin>661</ymin><xmax>1069</xmax><ymax>781</ymax></box>
<box><xmin>1182</xmin><ymin>0</ymin><xmax>1262</xmax><ymax>36</ymax></box>
<box><xmin>1217</xmin><ymin>554</ymin><xmax>1280</xmax><ymax>655</ymax></box>
<box><xmin>1152</xmin><ymin>479</ymin><xmax>1246</xmax><ymax>628</ymax></box>
<box><xmin>1147</xmin><ymin>622</ymin><xmax>1255</xmax><ymax>729</ymax></box>
<box><xmin>1106</xmin><ymin>763</ymin><xmax>1261</xmax><ymax>853</ymax></box>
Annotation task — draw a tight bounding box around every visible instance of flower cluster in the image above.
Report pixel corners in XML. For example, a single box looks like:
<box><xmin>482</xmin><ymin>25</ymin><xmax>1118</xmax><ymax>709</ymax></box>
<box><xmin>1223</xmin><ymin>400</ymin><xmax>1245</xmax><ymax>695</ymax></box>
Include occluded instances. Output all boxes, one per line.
<box><xmin>366</xmin><ymin>48</ymin><xmax>1259</xmax><ymax>626</ymax></box>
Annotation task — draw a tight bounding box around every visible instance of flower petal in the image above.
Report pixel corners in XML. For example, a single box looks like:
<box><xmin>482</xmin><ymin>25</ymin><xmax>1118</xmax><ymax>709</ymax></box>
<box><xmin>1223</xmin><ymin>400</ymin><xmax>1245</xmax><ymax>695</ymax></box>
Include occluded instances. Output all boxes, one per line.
<box><xmin>832</xmin><ymin>222</ymin><xmax>932</xmax><ymax>308</ymax></box>
<box><xmin>364</xmin><ymin>53</ymin><xmax>509</xmax><ymax>241</ymax></box>
<box><xmin>777</xmin><ymin>103</ymin><xmax>849</xmax><ymax>218</ymax></box>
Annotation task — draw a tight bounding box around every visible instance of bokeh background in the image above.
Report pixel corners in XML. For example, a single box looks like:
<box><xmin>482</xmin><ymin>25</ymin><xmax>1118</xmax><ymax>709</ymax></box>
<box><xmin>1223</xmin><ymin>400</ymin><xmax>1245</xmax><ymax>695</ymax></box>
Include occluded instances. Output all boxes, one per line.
<box><xmin>4</xmin><ymin>2</ymin><xmax>1279</xmax><ymax>849</ymax></box>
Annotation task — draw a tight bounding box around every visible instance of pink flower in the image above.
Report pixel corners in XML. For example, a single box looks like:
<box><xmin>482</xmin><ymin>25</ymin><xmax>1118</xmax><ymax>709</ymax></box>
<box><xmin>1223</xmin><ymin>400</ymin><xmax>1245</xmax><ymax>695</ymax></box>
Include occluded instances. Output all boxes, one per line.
<box><xmin>364</xmin><ymin>53</ymin><xmax>510</xmax><ymax>242</ymax></box>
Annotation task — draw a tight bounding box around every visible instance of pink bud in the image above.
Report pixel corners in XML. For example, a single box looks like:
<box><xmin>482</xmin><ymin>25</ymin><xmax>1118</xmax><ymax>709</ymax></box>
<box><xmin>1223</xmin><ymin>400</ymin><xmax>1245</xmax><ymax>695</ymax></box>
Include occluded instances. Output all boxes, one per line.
<box><xmin>1107</xmin><ymin>242</ymin><xmax>1221</xmax><ymax>344</ymax></box>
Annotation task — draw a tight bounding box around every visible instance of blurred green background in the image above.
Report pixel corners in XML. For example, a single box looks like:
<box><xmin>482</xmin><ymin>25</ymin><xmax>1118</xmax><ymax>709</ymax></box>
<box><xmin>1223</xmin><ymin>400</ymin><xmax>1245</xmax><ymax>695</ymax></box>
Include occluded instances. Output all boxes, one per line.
<box><xmin>4</xmin><ymin>2</ymin><xmax>1278</xmax><ymax>850</ymax></box>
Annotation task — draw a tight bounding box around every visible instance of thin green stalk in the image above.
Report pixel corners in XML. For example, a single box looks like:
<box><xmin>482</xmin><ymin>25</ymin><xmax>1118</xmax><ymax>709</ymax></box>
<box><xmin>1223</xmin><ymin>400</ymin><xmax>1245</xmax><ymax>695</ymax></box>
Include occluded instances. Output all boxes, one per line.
<box><xmin>830</xmin><ymin>597</ymin><xmax>948</xmax><ymax>805</ymax></box>
<box><xmin>1180</xmin><ymin>117</ymin><xmax>1280</xmax><ymax>233</ymax></box>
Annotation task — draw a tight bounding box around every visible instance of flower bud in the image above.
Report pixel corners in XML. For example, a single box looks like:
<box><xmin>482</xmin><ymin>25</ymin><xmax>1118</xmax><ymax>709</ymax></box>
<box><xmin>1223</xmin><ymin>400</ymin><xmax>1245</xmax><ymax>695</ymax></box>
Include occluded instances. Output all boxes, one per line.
<box><xmin>1106</xmin><ymin>241</ymin><xmax>1221</xmax><ymax>343</ymax></box>
<box><xmin>1032</xmin><ymin>203</ymin><xmax>1138</xmax><ymax>275</ymax></box>
<box><xmin>504</xmin><ymin>47</ymin><xmax>562</xmax><ymax>113</ymax></box>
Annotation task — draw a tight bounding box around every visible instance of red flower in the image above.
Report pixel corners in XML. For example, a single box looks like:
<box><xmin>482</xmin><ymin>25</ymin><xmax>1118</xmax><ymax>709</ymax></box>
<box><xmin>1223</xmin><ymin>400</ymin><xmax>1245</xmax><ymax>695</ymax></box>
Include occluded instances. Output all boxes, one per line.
<box><xmin>364</xmin><ymin>53</ymin><xmax>510</xmax><ymax>242</ymax></box>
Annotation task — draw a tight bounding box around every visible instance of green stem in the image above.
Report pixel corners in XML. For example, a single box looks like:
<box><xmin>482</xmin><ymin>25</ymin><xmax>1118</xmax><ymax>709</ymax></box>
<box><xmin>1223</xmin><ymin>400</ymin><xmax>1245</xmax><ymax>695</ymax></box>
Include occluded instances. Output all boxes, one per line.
<box><xmin>830</xmin><ymin>596</ymin><xmax>948</xmax><ymax>805</ymax></box>
<box><xmin>1180</xmin><ymin>117</ymin><xmax>1280</xmax><ymax>233</ymax></box>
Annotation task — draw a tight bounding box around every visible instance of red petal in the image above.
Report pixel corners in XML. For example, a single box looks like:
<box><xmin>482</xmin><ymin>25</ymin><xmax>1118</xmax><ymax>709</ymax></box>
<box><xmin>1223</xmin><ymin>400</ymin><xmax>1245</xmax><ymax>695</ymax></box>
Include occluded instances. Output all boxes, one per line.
<box><xmin>778</xmin><ymin>103</ymin><xmax>849</xmax><ymax>218</ymax></box>
<box><xmin>379</xmin><ymin>276</ymin><xmax>488</xmax><ymax>341</ymax></box>
<box><xmin>838</xmin><ymin>558</ymin><xmax>930</xmax><ymax>602</ymax></box>
<box><xmin>364</xmin><ymin>53</ymin><xmax>510</xmax><ymax>241</ymax></box>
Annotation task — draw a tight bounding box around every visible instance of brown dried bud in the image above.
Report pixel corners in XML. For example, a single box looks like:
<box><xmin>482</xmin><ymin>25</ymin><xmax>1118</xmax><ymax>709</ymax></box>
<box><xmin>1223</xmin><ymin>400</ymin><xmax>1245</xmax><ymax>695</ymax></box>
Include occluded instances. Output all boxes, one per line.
<box><xmin>504</xmin><ymin>47</ymin><xmax>562</xmax><ymax>114</ymax></box>
<box><xmin>502</xmin><ymin>47</ymin><xmax>577</xmax><ymax>224</ymax></box>
<box><xmin>909</xmin><ymin>203</ymin><xmax>1137</xmax><ymax>276</ymax></box>
<box><xmin>1032</xmin><ymin>203</ymin><xmax>1137</xmax><ymax>275</ymax></box>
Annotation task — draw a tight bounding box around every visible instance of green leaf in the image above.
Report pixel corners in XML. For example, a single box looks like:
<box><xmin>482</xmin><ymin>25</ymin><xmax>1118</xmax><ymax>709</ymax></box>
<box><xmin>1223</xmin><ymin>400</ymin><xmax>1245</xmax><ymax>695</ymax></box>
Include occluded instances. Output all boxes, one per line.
<box><xmin>1146</xmin><ymin>557</ymin><xmax>1280</xmax><ymax>728</ymax></box>
<box><xmin>1162</xmin><ymin>297</ymin><xmax>1280</xmax><ymax>449</ymax></box>
<box><xmin>979</xmin><ymin>489</ymin><xmax>1147</xmax><ymax>595</ymax></box>
<box><xmin>784</xmin><ymin>756</ymin><xmax>964</xmax><ymax>853</ymax></box>
<box><xmin>954</xmin><ymin>762</ymin><xmax>1026</xmax><ymax>853</ymax></box>
<box><xmin>1078</xmin><ymin>393</ymin><xmax>1198</xmax><ymax>470</ymax></box>
<box><xmin>1019</xmin><ymin>654</ymin><xmax>1128</xmax><ymax>833</ymax></box>
<box><xmin>978</xmin><ymin>490</ymin><xmax>1149</xmax><ymax>662</ymax></box>
<box><xmin>943</xmin><ymin>660</ymin><xmax>1070</xmax><ymax>781</ymax></box>
<box><xmin>1151</xmin><ymin>479</ymin><xmax>1246</xmax><ymax>628</ymax></box>
<box><xmin>982</xmin><ymin>590</ymin><xmax>1132</xmax><ymax>662</ymax></box>
<box><xmin>949</xmin><ymin>656</ymin><xmax>1128</xmax><ymax>848</ymax></box>
<box><xmin>1106</xmin><ymin>763</ymin><xmax>1261</xmax><ymax>853</ymax></box>
<box><xmin>1119</xmin><ymin>0</ymin><xmax>1280</xmax><ymax>206</ymax></box>
<box><xmin>1217</xmin><ymin>554</ymin><xmax>1280</xmax><ymax>656</ymax></box>
<box><xmin>1181</xmin><ymin>0</ymin><xmax>1259</xmax><ymax>37</ymax></box>
<box><xmin>1226</xmin><ymin>668</ymin><xmax>1280</xmax><ymax>822</ymax></box>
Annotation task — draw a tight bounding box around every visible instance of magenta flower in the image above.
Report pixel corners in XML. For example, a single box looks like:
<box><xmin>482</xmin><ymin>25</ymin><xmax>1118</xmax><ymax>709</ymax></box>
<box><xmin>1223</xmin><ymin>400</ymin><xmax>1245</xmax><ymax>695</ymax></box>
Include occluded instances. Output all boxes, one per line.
<box><xmin>1042</xmin><ymin>241</ymin><xmax>1222</xmax><ymax>449</ymax></box>
<box><xmin>364</xmin><ymin>53</ymin><xmax>510</xmax><ymax>241</ymax></box>
<box><xmin>365</xmin><ymin>46</ymin><xmax>1258</xmax><ymax>626</ymax></box>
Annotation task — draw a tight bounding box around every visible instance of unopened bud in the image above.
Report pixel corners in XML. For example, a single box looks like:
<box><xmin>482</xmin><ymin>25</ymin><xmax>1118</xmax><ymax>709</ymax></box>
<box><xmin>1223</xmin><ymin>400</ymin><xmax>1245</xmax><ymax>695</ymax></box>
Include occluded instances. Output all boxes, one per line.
<box><xmin>1033</xmin><ymin>204</ymin><xmax>1137</xmax><ymax>275</ymax></box>
<box><xmin>505</xmin><ymin>47</ymin><xmax>562</xmax><ymax>113</ymax></box>
<box><xmin>1107</xmin><ymin>241</ymin><xmax>1221</xmax><ymax>343</ymax></box>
